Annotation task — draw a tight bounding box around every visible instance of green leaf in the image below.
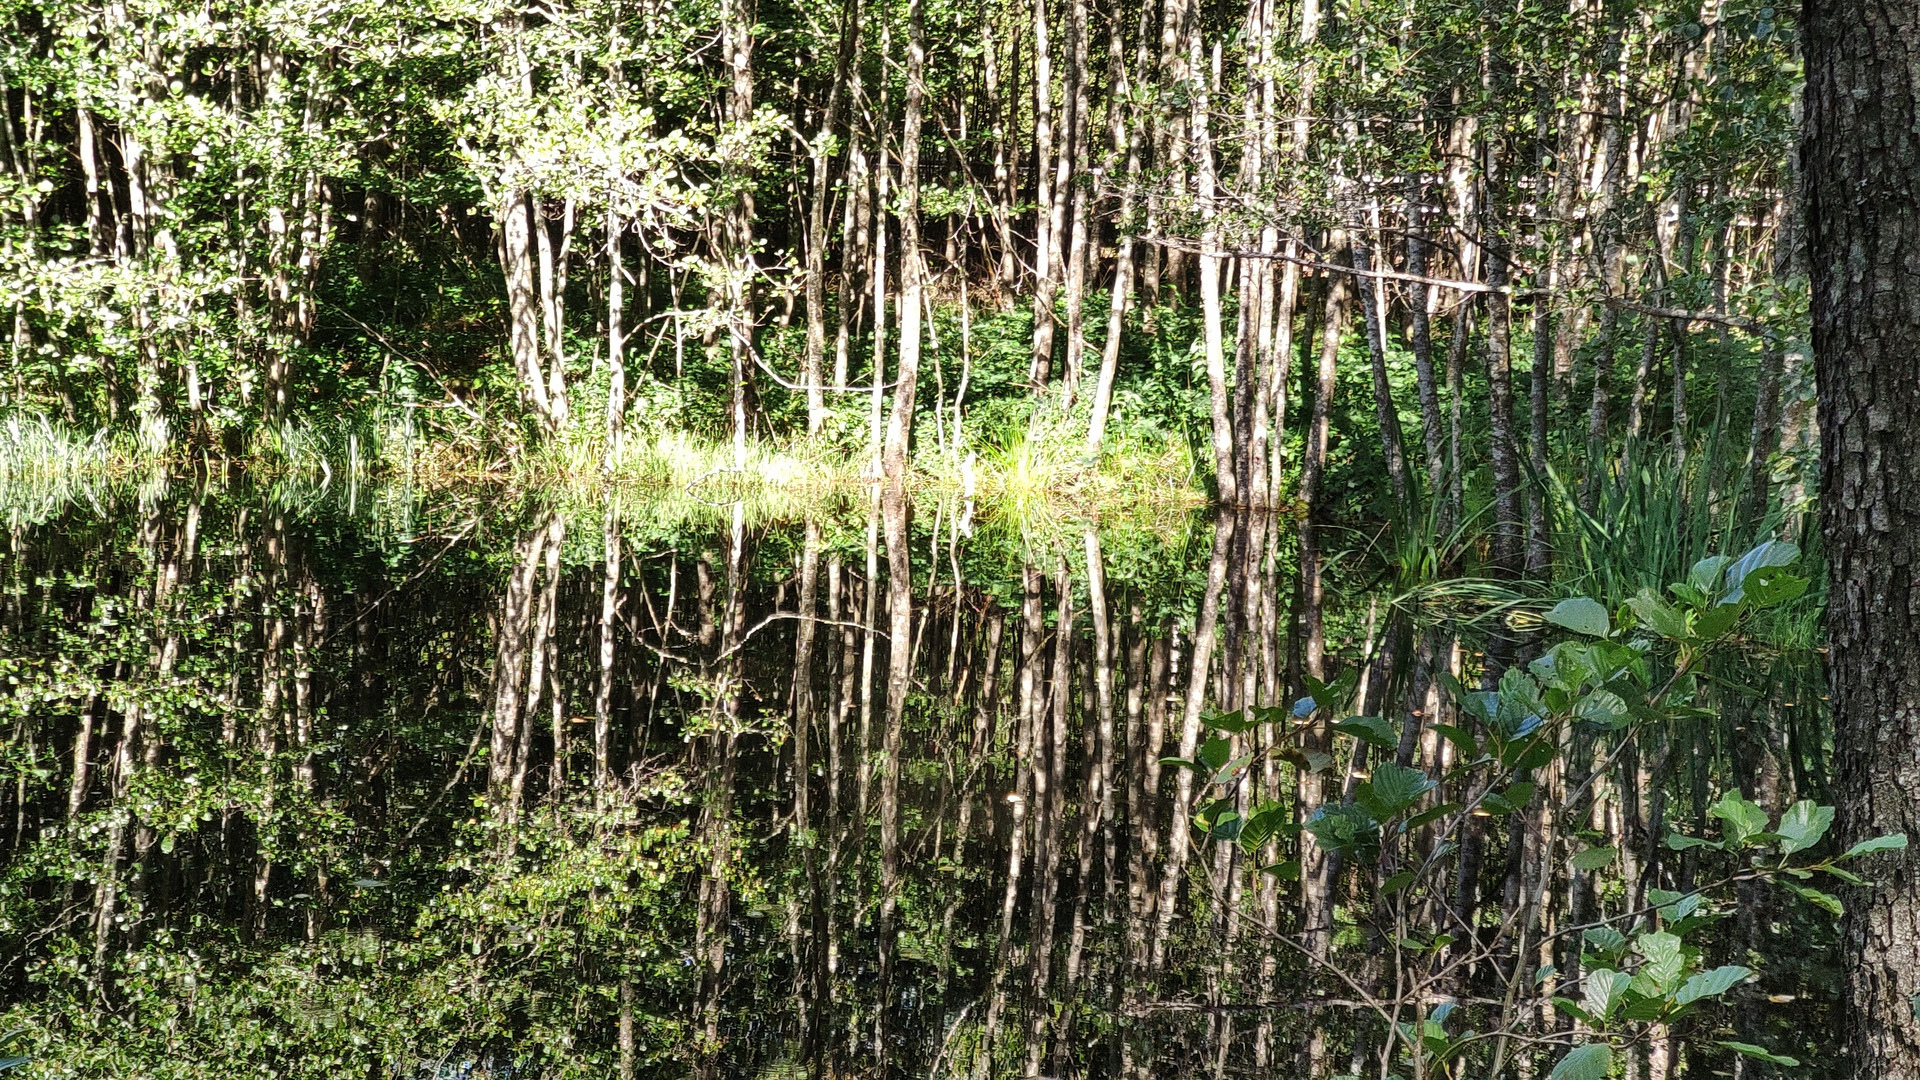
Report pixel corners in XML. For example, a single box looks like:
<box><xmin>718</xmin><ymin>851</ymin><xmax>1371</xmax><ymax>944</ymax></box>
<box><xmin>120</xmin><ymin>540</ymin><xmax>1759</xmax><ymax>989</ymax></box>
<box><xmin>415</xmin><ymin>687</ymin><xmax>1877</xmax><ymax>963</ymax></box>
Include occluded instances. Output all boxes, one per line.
<box><xmin>1198</xmin><ymin>736</ymin><xmax>1232</xmax><ymax>772</ymax></box>
<box><xmin>1648</xmin><ymin>889</ymin><xmax>1701</xmax><ymax>921</ymax></box>
<box><xmin>1405</xmin><ymin>802</ymin><xmax>1460</xmax><ymax>830</ymax></box>
<box><xmin>1551</xmin><ymin>997</ymin><xmax>1594</xmax><ymax>1025</ymax></box>
<box><xmin>1717</xmin><ymin>1041</ymin><xmax>1800</xmax><ymax>1067</ymax></box>
<box><xmin>1665</xmin><ymin>832</ymin><xmax>1721</xmax><ymax>852</ymax></box>
<box><xmin>1688</xmin><ymin>555</ymin><xmax>1734</xmax><ymax>596</ymax></box>
<box><xmin>1776</xmin><ymin>800</ymin><xmax>1834</xmax><ymax>856</ymax></box>
<box><xmin>1674</xmin><ymin>965</ymin><xmax>1750</xmax><ymax>1006</ymax></box>
<box><xmin>1548</xmin><ymin>1042</ymin><xmax>1613</xmax><ymax>1080</ymax></box>
<box><xmin>1431</xmin><ymin>723</ymin><xmax>1479</xmax><ymax>762</ymax></box>
<box><xmin>1208</xmin><ymin>809</ymin><xmax>1244</xmax><ymax>841</ymax></box>
<box><xmin>1279</xmin><ymin>746</ymin><xmax>1337</xmax><ymax>774</ymax></box>
<box><xmin>1632</xmin><ymin>931</ymin><xmax>1685</xmax><ymax>996</ymax></box>
<box><xmin>1721</xmin><ymin>540</ymin><xmax>1801</xmax><ymax>605</ymax></box>
<box><xmin>1584</xmin><ymin>968</ymin><xmax>1632</xmax><ymax>1022</ymax></box>
<box><xmin>1304</xmin><ymin>803</ymin><xmax>1379</xmax><ymax>854</ymax></box>
<box><xmin>1582</xmin><ymin>926</ymin><xmax>1628</xmax><ymax>960</ymax></box>
<box><xmin>1742</xmin><ymin>567</ymin><xmax>1809</xmax><ymax>609</ymax></box>
<box><xmin>1570</xmin><ymin>845</ymin><xmax>1617</xmax><ymax>871</ymax></box>
<box><xmin>1544</xmin><ymin>597</ymin><xmax>1611</xmax><ymax>637</ymax></box>
<box><xmin>1689</xmin><ymin>604</ymin><xmax>1740</xmax><ymax>640</ymax></box>
<box><xmin>1840</xmin><ymin>833</ymin><xmax>1909</xmax><ymax>860</ymax></box>
<box><xmin>1574</xmin><ymin>689</ymin><xmax>1629</xmax><ymax>729</ymax></box>
<box><xmin>1359</xmin><ymin>762</ymin><xmax>1436</xmax><ymax>818</ymax></box>
<box><xmin>1261</xmin><ymin>859</ymin><xmax>1301</xmax><ymax>881</ymax></box>
<box><xmin>1240</xmin><ymin>801</ymin><xmax>1289</xmax><ymax>851</ymax></box>
<box><xmin>1789</xmin><ymin>883</ymin><xmax>1843</xmax><ymax>916</ymax></box>
<box><xmin>1207</xmin><ymin>752</ymin><xmax>1255</xmax><ymax>788</ymax></box>
<box><xmin>1381</xmin><ymin>871</ymin><xmax>1415</xmax><ymax>895</ymax></box>
<box><xmin>1332</xmin><ymin>715</ymin><xmax>1399</xmax><ymax>750</ymax></box>
<box><xmin>1709</xmin><ymin>791</ymin><xmax>1771</xmax><ymax>848</ymax></box>
<box><xmin>1627</xmin><ymin>588</ymin><xmax>1690</xmax><ymax>640</ymax></box>
<box><xmin>1206</xmin><ymin>708</ymin><xmax>1258</xmax><ymax>734</ymax></box>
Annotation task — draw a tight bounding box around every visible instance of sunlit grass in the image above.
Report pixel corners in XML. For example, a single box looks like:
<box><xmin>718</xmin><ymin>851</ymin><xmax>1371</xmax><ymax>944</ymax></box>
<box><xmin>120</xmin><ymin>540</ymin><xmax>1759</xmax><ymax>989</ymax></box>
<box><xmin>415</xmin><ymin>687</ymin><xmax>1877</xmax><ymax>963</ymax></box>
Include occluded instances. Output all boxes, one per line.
<box><xmin>0</xmin><ymin>396</ymin><xmax>1207</xmax><ymax>533</ymax></box>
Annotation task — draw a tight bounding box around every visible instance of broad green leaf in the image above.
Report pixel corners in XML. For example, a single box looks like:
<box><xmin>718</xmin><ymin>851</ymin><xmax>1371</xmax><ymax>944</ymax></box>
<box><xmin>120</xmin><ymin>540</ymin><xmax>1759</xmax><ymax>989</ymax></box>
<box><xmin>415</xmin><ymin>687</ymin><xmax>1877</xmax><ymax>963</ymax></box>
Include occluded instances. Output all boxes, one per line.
<box><xmin>1208</xmin><ymin>809</ymin><xmax>1243</xmax><ymax>841</ymax></box>
<box><xmin>1574</xmin><ymin>689</ymin><xmax>1629</xmax><ymax>729</ymax></box>
<box><xmin>1688</xmin><ymin>555</ymin><xmax>1733</xmax><ymax>595</ymax></box>
<box><xmin>1381</xmin><ymin>871</ymin><xmax>1415</xmax><ymax>895</ymax></box>
<box><xmin>1240</xmin><ymin>801</ymin><xmax>1289</xmax><ymax>851</ymax></box>
<box><xmin>1360</xmin><ymin>762</ymin><xmax>1436</xmax><ymax>817</ymax></box>
<box><xmin>1632</xmin><ymin>931</ymin><xmax>1684</xmax><ymax>996</ymax></box>
<box><xmin>1665</xmin><ymin>831</ymin><xmax>1721</xmax><ymax>851</ymax></box>
<box><xmin>1198</xmin><ymin>736</ymin><xmax>1232</xmax><ymax>772</ymax></box>
<box><xmin>1304</xmin><ymin>803</ymin><xmax>1379</xmax><ymax>854</ymax></box>
<box><xmin>1627</xmin><ymin>588</ymin><xmax>1690</xmax><ymax>640</ymax></box>
<box><xmin>1261</xmin><ymin>860</ymin><xmax>1301</xmax><ymax>880</ymax></box>
<box><xmin>1709</xmin><ymin>791</ymin><xmax>1771</xmax><ymax>847</ymax></box>
<box><xmin>1431</xmin><ymin>723</ymin><xmax>1479</xmax><ymax>761</ymax></box>
<box><xmin>1776</xmin><ymin>800</ymin><xmax>1834</xmax><ymax>856</ymax></box>
<box><xmin>1332</xmin><ymin>715</ymin><xmax>1399</xmax><ymax>750</ymax></box>
<box><xmin>1721</xmin><ymin>540</ymin><xmax>1801</xmax><ymax>605</ymax></box>
<box><xmin>1570</xmin><ymin>845</ymin><xmax>1617</xmax><ymax>872</ymax></box>
<box><xmin>1648</xmin><ymin>889</ymin><xmax>1701</xmax><ymax>921</ymax></box>
<box><xmin>1619</xmin><ymin>995</ymin><xmax>1671</xmax><ymax>1022</ymax></box>
<box><xmin>1789</xmin><ymin>883</ymin><xmax>1843</xmax><ymax>916</ymax></box>
<box><xmin>1742</xmin><ymin>567</ymin><xmax>1809</xmax><ymax>609</ymax></box>
<box><xmin>1582</xmin><ymin>926</ymin><xmax>1628</xmax><ymax>960</ymax></box>
<box><xmin>1674</xmin><ymin>965</ymin><xmax>1750</xmax><ymax>1007</ymax></box>
<box><xmin>1207</xmin><ymin>752</ymin><xmax>1255</xmax><ymax>787</ymax></box>
<box><xmin>1548</xmin><ymin>1042</ymin><xmax>1613</xmax><ymax>1080</ymax></box>
<box><xmin>1840</xmin><ymin>833</ymin><xmax>1909</xmax><ymax>860</ymax></box>
<box><xmin>1279</xmin><ymin>746</ymin><xmax>1337</xmax><ymax>774</ymax></box>
<box><xmin>1718</xmin><ymin>1041</ymin><xmax>1800</xmax><ymax>1067</ymax></box>
<box><xmin>1405</xmin><ymin>802</ymin><xmax>1460</xmax><ymax>830</ymax></box>
<box><xmin>1689</xmin><ymin>604</ymin><xmax>1740</xmax><ymax>641</ymax></box>
<box><xmin>1544</xmin><ymin>597</ymin><xmax>1611</xmax><ymax>637</ymax></box>
<box><xmin>1583</xmin><ymin>968</ymin><xmax>1631</xmax><ymax>1022</ymax></box>
<box><xmin>1206</xmin><ymin>708</ymin><xmax>1258</xmax><ymax>734</ymax></box>
<box><xmin>1820</xmin><ymin>864</ymin><xmax>1868</xmax><ymax>886</ymax></box>
<box><xmin>1462</xmin><ymin>690</ymin><xmax>1501</xmax><ymax>725</ymax></box>
<box><xmin>1552</xmin><ymin>997</ymin><xmax>1594</xmax><ymax>1025</ymax></box>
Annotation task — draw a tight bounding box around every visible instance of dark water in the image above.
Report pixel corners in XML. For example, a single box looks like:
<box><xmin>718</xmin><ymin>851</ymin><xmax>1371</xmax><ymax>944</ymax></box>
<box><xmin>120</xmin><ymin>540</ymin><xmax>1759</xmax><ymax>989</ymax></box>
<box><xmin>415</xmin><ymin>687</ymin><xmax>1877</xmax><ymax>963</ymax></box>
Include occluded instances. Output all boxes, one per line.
<box><xmin>0</xmin><ymin>479</ymin><xmax>1839</xmax><ymax>1079</ymax></box>
<box><xmin>0</xmin><ymin>479</ymin><xmax>1305</xmax><ymax>1079</ymax></box>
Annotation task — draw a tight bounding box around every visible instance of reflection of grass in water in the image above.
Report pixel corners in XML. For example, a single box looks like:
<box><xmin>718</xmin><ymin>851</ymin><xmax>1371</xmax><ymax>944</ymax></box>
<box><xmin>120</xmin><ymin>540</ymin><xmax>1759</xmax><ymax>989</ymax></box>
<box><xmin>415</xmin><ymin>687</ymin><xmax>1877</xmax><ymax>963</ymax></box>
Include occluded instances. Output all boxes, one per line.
<box><xmin>0</xmin><ymin>415</ymin><xmax>162</xmax><ymax>526</ymax></box>
<box><xmin>0</xmin><ymin>401</ymin><xmax>1205</xmax><ymax>536</ymax></box>
<box><xmin>925</xmin><ymin>400</ymin><xmax>1204</xmax><ymax>534</ymax></box>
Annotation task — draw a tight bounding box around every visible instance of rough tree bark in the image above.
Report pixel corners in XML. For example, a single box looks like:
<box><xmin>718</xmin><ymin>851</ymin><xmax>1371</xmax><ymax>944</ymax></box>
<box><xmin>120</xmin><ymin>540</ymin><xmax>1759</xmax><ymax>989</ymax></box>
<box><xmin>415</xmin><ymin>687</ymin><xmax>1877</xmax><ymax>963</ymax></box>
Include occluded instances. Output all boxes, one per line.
<box><xmin>1805</xmin><ymin>1</ymin><xmax>1920</xmax><ymax>1074</ymax></box>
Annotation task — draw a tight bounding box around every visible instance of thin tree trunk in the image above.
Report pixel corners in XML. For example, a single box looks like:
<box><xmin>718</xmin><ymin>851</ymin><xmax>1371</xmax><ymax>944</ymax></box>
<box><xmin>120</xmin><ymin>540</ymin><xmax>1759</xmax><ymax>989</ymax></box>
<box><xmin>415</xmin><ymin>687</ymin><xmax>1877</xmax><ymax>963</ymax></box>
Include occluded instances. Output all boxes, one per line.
<box><xmin>804</xmin><ymin>0</ymin><xmax>862</xmax><ymax>433</ymax></box>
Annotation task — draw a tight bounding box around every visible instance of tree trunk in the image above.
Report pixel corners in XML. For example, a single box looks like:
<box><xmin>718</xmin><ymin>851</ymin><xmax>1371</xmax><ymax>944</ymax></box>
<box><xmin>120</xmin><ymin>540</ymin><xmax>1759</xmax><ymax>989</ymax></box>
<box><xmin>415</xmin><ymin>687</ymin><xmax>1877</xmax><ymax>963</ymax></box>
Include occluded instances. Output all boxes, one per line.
<box><xmin>804</xmin><ymin>0</ymin><xmax>861</xmax><ymax>433</ymax></box>
<box><xmin>1806</xmin><ymin>3</ymin><xmax>1920</xmax><ymax>1072</ymax></box>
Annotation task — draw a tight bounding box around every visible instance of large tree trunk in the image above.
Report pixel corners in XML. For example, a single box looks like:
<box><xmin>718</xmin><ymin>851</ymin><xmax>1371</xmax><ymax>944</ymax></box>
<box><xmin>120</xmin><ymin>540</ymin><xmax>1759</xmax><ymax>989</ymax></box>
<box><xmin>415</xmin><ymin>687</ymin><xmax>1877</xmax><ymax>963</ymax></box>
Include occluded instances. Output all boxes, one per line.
<box><xmin>1805</xmin><ymin>3</ymin><xmax>1920</xmax><ymax>1074</ymax></box>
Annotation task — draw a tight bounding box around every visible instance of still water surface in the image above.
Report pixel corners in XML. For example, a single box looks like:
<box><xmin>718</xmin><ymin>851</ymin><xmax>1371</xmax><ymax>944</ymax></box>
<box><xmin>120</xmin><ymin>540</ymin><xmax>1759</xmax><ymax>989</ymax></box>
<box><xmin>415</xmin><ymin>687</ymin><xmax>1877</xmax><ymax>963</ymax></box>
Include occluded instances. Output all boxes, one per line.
<box><xmin>0</xmin><ymin>477</ymin><xmax>1400</xmax><ymax>1078</ymax></box>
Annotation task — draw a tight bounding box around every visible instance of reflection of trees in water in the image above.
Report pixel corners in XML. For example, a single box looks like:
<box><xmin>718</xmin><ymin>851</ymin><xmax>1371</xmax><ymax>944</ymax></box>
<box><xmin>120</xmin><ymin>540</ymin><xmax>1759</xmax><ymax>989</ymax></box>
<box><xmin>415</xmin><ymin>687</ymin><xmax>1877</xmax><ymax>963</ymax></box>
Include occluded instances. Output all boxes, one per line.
<box><xmin>0</xmin><ymin>491</ymin><xmax>1841</xmax><ymax>1078</ymax></box>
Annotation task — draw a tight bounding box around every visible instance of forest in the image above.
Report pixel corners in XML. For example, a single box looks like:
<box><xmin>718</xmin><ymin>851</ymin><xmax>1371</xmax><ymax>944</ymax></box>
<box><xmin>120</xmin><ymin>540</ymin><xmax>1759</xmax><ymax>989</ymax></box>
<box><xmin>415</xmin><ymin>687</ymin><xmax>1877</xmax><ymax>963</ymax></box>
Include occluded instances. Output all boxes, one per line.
<box><xmin>2</xmin><ymin>0</ymin><xmax>1919</xmax><ymax>1074</ymax></box>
